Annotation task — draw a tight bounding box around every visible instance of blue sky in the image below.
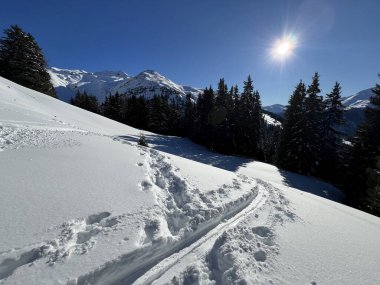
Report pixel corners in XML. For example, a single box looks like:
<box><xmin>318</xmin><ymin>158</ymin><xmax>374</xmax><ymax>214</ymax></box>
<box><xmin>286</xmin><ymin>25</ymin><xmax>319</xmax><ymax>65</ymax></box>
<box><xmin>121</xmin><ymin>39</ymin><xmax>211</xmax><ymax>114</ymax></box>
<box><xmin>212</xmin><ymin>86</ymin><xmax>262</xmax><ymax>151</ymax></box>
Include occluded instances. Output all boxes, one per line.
<box><xmin>1</xmin><ymin>0</ymin><xmax>379</xmax><ymax>105</ymax></box>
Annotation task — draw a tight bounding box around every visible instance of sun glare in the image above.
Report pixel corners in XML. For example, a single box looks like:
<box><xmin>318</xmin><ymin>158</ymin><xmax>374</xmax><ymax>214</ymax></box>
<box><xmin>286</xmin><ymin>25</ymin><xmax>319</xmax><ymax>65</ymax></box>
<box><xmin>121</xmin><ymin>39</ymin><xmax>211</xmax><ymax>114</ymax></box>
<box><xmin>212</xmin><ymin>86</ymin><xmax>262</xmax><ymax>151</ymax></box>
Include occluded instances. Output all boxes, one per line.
<box><xmin>272</xmin><ymin>35</ymin><xmax>297</xmax><ymax>60</ymax></box>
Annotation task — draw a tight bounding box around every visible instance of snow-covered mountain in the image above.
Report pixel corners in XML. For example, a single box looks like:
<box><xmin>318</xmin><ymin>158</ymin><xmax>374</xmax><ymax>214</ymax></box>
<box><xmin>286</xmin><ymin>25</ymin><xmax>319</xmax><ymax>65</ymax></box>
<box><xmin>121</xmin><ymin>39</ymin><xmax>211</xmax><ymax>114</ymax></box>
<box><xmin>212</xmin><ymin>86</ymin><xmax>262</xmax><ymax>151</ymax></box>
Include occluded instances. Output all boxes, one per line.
<box><xmin>1</xmin><ymin>76</ymin><xmax>380</xmax><ymax>284</ymax></box>
<box><xmin>48</xmin><ymin>67</ymin><xmax>202</xmax><ymax>103</ymax></box>
<box><xmin>264</xmin><ymin>88</ymin><xmax>377</xmax><ymax>135</ymax></box>
<box><xmin>111</xmin><ymin>69</ymin><xmax>202</xmax><ymax>101</ymax></box>
<box><xmin>48</xmin><ymin>67</ymin><xmax>130</xmax><ymax>103</ymax></box>
<box><xmin>342</xmin><ymin>88</ymin><xmax>373</xmax><ymax>109</ymax></box>
<box><xmin>264</xmin><ymin>87</ymin><xmax>375</xmax><ymax>116</ymax></box>
<box><xmin>262</xmin><ymin>104</ymin><xmax>286</xmax><ymax>116</ymax></box>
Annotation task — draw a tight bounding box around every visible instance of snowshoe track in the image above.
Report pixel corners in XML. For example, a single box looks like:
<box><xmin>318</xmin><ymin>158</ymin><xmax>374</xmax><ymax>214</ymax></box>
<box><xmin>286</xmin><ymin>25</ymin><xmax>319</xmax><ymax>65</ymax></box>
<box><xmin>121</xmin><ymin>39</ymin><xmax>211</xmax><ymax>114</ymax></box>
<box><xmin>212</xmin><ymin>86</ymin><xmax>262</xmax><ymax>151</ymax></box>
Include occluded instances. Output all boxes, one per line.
<box><xmin>73</xmin><ymin>148</ymin><xmax>264</xmax><ymax>285</ymax></box>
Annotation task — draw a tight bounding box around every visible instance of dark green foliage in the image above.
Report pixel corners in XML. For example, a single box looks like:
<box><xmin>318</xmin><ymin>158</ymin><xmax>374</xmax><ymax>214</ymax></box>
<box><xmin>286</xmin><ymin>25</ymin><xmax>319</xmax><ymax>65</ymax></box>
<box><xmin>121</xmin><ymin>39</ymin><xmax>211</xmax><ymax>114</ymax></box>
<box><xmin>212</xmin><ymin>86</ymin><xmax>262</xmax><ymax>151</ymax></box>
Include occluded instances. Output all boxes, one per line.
<box><xmin>70</xmin><ymin>90</ymin><xmax>100</xmax><ymax>114</ymax></box>
<box><xmin>138</xmin><ymin>132</ymin><xmax>149</xmax><ymax>147</ymax></box>
<box><xmin>193</xmin><ymin>87</ymin><xmax>215</xmax><ymax>146</ymax></box>
<box><xmin>343</xmin><ymin>75</ymin><xmax>380</xmax><ymax>215</ymax></box>
<box><xmin>260</xmin><ymin>120</ymin><xmax>281</xmax><ymax>163</ymax></box>
<box><xmin>125</xmin><ymin>95</ymin><xmax>148</xmax><ymax>129</ymax></box>
<box><xmin>303</xmin><ymin>73</ymin><xmax>325</xmax><ymax>175</ymax></box>
<box><xmin>183</xmin><ymin>94</ymin><xmax>195</xmax><ymax>137</ymax></box>
<box><xmin>210</xmin><ymin>78</ymin><xmax>235</xmax><ymax>154</ymax></box>
<box><xmin>147</xmin><ymin>95</ymin><xmax>171</xmax><ymax>134</ymax></box>
<box><xmin>0</xmin><ymin>25</ymin><xmax>56</xmax><ymax>97</ymax></box>
<box><xmin>276</xmin><ymin>81</ymin><xmax>309</xmax><ymax>173</ymax></box>
<box><xmin>276</xmin><ymin>74</ymin><xmax>345</xmax><ymax>179</ymax></box>
<box><xmin>319</xmin><ymin>82</ymin><xmax>344</xmax><ymax>181</ymax></box>
<box><xmin>235</xmin><ymin>76</ymin><xmax>263</xmax><ymax>157</ymax></box>
<box><xmin>102</xmin><ymin>92</ymin><xmax>124</xmax><ymax>122</ymax></box>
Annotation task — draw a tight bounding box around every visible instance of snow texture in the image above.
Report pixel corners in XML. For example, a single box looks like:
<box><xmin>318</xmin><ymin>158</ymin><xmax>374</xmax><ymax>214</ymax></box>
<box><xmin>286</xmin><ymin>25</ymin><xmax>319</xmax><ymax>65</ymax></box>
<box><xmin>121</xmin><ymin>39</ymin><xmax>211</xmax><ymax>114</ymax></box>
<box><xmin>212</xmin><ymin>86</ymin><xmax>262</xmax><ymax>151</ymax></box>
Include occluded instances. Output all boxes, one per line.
<box><xmin>0</xmin><ymin>76</ymin><xmax>380</xmax><ymax>285</ymax></box>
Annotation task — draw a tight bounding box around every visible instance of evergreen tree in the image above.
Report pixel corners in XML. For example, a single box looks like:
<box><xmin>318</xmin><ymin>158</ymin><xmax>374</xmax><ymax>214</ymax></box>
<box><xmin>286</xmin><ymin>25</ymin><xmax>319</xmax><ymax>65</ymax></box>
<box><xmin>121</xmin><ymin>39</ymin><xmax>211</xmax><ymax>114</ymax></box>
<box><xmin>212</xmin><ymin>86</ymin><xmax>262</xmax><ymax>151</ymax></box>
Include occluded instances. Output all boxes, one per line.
<box><xmin>168</xmin><ymin>98</ymin><xmax>184</xmax><ymax>135</ymax></box>
<box><xmin>193</xmin><ymin>87</ymin><xmax>215</xmax><ymax>147</ymax></box>
<box><xmin>102</xmin><ymin>92</ymin><xmax>123</xmax><ymax>122</ymax></box>
<box><xmin>347</xmin><ymin>75</ymin><xmax>380</xmax><ymax>215</ymax></box>
<box><xmin>235</xmin><ymin>75</ymin><xmax>262</xmax><ymax>157</ymax></box>
<box><xmin>147</xmin><ymin>95</ymin><xmax>170</xmax><ymax>134</ymax></box>
<box><xmin>126</xmin><ymin>95</ymin><xmax>148</xmax><ymax>129</ymax></box>
<box><xmin>320</xmin><ymin>82</ymin><xmax>344</xmax><ymax>181</ymax></box>
<box><xmin>0</xmin><ymin>25</ymin><xmax>56</xmax><ymax>97</ymax></box>
<box><xmin>184</xmin><ymin>94</ymin><xmax>195</xmax><ymax>137</ymax></box>
<box><xmin>209</xmin><ymin>79</ymin><xmax>234</xmax><ymax>154</ymax></box>
<box><xmin>70</xmin><ymin>90</ymin><xmax>100</xmax><ymax>114</ymax></box>
<box><xmin>276</xmin><ymin>81</ymin><xmax>309</xmax><ymax>173</ymax></box>
<box><xmin>304</xmin><ymin>73</ymin><xmax>325</xmax><ymax>175</ymax></box>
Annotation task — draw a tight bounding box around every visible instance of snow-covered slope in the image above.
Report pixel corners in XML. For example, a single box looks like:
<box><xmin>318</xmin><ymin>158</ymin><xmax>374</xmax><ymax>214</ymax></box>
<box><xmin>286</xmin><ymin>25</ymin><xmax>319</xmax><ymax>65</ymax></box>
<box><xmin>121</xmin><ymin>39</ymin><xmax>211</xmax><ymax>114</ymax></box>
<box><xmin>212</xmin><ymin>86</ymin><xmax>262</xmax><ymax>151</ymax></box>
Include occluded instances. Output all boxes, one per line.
<box><xmin>49</xmin><ymin>67</ymin><xmax>202</xmax><ymax>103</ymax></box>
<box><xmin>1</xmin><ymin>77</ymin><xmax>380</xmax><ymax>285</ymax></box>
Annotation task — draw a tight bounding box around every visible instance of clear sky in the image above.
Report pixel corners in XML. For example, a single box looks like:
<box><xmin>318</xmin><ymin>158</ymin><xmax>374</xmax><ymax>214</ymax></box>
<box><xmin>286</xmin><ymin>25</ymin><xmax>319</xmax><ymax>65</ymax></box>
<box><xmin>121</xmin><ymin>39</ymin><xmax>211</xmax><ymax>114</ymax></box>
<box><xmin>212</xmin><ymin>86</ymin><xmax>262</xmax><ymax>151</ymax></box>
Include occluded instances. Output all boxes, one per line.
<box><xmin>1</xmin><ymin>0</ymin><xmax>379</xmax><ymax>105</ymax></box>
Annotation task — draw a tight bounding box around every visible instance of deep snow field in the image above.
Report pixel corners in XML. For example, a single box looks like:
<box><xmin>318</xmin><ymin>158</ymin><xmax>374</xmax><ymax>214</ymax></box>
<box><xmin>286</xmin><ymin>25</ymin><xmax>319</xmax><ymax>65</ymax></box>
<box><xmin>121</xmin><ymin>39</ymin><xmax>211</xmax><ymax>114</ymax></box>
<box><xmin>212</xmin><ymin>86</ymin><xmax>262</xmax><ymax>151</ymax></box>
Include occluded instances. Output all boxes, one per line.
<box><xmin>0</xmin><ymin>76</ymin><xmax>380</xmax><ymax>285</ymax></box>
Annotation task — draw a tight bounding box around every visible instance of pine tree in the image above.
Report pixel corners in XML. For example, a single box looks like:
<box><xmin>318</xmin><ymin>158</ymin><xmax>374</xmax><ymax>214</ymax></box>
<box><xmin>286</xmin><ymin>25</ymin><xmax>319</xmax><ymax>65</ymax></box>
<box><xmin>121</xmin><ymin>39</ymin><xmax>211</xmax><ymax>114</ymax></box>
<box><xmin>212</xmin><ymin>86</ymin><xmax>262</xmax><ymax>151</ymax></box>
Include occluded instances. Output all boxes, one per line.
<box><xmin>344</xmin><ymin>75</ymin><xmax>380</xmax><ymax>216</ymax></box>
<box><xmin>193</xmin><ymin>87</ymin><xmax>215</xmax><ymax>147</ymax></box>
<box><xmin>304</xmin><ymin>73</ymin><xmax>325</xmax><ymax>175</ymax></box>
<box><xmin>0</xmin><ymin>25</ymin><xmax>56</xmax><ymax>97</ymax></box>
<box><xmin>320</xmin><ymin>82</ymin><xmax>344</xmax><ymax>181</ymax></box>
<box><xmin>236</xmin><ymin>75</ymin><xmax>262</xmax><ymax>157</ymax></box>
<box><xmin>70</xmin><ymin>90</ymin><xmax>100</xmax><ymax>114</ymax></box>
<box><xmin>209</xmin><ymin>79</ymin><xmax>234</xmax><ymax>154</ymax></box>
<box><xmin>184</xmin><ymin>94</ymin><xmax>195</xmax><ymax>137</ymax></box>
<box><xmin>102</xmin><ymin>92</ymin><xmax>123</xmax><ymax>122</ymax></box>
<box><xmin>276</xmin><ymin>81</ymin><xmax>309</xmax><ymax>173</ymax></box>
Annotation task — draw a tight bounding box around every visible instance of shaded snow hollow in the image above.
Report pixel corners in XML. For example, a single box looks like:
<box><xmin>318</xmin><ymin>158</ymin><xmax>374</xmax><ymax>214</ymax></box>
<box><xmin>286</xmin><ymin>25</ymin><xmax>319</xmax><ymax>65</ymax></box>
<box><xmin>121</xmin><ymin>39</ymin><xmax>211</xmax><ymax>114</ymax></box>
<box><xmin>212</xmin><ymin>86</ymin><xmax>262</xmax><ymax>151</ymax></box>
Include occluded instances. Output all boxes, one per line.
<box><xmin>0</xmin><ymin>76</ymin><xmax>380</xmax><ymax>285</ymax></box>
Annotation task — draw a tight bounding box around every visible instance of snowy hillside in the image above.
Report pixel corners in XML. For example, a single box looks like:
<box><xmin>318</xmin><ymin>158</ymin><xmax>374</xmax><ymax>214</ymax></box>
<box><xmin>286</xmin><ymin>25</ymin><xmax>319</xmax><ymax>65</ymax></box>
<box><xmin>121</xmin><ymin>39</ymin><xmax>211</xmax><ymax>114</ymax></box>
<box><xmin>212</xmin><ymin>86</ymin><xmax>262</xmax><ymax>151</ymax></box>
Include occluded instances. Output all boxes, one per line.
<box><xmin>1</xmin><ymin>76</ymin><xmax>380</xmax><ymax>284</ymax></box>
<box><xmin>49</xmin><ymin>68</ymin><xmax>202</xmax><ymax>103</ymax></box>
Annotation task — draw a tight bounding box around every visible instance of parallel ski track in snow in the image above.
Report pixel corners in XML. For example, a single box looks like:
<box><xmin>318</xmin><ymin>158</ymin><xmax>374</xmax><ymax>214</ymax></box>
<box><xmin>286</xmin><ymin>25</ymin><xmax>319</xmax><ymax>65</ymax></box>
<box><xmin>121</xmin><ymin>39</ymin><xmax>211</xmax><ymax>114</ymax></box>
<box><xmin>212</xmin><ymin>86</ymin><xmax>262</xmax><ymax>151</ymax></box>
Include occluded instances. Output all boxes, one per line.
<box><xmin>135</xmin><ymin>184</ymin><xmax>267</xmax><ymax>285</ymax></box>
<box><xmin>77</xmin><ymin>186</ymin><xmax>266</xmax><ymax>285</ymax></box>
<box><xmin>75</xmin><ymin>149</ymin><xmax>267</xmax><ymax>285</ymax></box>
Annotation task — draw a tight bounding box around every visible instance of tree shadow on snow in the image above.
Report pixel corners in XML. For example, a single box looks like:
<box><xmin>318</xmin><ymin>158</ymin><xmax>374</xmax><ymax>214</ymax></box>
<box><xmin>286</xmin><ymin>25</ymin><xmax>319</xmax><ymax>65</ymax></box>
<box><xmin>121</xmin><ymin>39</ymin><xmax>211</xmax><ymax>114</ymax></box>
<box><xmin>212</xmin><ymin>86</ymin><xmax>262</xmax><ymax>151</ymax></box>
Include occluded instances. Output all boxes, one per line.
<box><xmin>116</xmin><ymin>134</ymin><xmax>252</xmax><ymax>172</ymax></box>
<box><xmin>278</xmin><ymin>170</ymin><xmax>344</xmax><ymax>202</ymax></box>
<box><xmin>116</xmin><ymin>134</ymin><xmax>344</xmax><ymax>202</ymax></box>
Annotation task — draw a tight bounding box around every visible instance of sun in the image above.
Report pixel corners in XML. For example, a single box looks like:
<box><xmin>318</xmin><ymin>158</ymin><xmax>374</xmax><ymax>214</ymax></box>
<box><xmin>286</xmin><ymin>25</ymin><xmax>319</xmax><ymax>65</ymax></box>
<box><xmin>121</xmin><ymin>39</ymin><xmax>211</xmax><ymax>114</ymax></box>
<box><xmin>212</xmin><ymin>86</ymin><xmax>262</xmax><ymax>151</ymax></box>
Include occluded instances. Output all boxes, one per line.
<box><xmin>272</xmin><ymin>35</ymin><xmax>297</xmax><ymax>59</ymax></box>
<box><xmin>277</xmin><ymin>41</ymin><xmax>291</xmax><ymax>56</ymax></box>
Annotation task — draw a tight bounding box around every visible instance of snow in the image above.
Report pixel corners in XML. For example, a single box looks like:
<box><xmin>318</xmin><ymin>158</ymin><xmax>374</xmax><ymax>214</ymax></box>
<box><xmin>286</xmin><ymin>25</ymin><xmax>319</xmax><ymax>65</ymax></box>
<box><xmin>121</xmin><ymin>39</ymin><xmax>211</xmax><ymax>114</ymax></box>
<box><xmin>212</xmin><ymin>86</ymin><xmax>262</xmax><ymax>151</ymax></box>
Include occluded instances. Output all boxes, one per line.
<box><xmin>49</xmin><ymin>68</ymin><xmax>202</xmax><ymax>103</ymax></box>
<box><xmin>1</xmin><ymin>76</ymin><xmax>380</xmax><ymax>285</ymax></box>
<box><xmin>48</xmin><ymin>67</ymin><xmax>130</xmax><ymax>103</ymax></box>
<box><xmin>263</xmin><ymin>113</ymin><xmax>281</xmax><ymax>127</ymax></box>
<box><xmin>342</xmin><ymin>88</ymin><xmax>373</xmax><ymax>109</ymax></box>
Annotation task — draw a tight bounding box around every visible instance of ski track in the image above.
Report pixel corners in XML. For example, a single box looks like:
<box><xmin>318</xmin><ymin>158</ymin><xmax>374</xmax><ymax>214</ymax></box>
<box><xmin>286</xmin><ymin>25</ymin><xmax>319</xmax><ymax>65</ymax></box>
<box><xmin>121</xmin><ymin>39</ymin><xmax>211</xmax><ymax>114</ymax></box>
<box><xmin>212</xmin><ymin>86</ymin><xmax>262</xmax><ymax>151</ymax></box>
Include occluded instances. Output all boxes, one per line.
<box><xmin>0</xmin><ymin>127</ymin><xmax>279</xmax><ymax>285</ymax></box>
<box><xmin>145</xmin><ymin>181</ymin><xmax>296</xmax><ymax>285</ymax></box>
<box><xmin>134</xmin><ymin>183</ymin><xmax>267</xmax><ymax>285</ymax></box>
<box><xmin>71</xmin><ymin>147</ymin><xmax>262</xmax><ymax>285</ymax></box>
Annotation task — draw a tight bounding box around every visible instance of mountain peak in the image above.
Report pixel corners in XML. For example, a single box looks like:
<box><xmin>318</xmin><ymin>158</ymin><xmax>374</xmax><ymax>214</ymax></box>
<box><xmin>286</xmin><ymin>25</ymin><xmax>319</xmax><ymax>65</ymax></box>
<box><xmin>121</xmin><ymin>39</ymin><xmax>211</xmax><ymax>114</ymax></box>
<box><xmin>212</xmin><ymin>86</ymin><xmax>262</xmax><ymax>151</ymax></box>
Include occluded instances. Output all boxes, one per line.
<box><xmin>49</xmin><ymin>67</ymin><xmax>202</xmax><ymax>103</ymax></box>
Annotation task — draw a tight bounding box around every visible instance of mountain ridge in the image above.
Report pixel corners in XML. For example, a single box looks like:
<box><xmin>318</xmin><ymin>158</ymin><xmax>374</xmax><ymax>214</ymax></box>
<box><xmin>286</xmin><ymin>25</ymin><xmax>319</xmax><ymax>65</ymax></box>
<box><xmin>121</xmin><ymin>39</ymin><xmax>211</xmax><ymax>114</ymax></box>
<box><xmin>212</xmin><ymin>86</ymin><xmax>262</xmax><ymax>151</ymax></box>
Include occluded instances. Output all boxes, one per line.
<box><xmin>48</xmin><ymin>67</ymin><xmax>202</xmax><ymax>103</ymax></box>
